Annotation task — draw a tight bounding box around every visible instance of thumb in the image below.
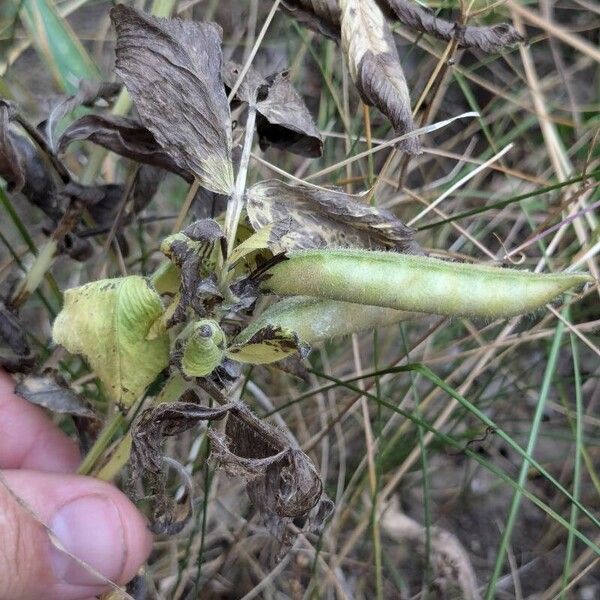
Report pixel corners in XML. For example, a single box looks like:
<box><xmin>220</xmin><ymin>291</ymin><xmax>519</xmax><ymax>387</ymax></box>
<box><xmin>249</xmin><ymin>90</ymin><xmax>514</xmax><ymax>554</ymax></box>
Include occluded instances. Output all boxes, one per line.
<box><xmin>0</xmin><ymin>470</ymin><xmax>152</xmax><ymax>600</ymax></box>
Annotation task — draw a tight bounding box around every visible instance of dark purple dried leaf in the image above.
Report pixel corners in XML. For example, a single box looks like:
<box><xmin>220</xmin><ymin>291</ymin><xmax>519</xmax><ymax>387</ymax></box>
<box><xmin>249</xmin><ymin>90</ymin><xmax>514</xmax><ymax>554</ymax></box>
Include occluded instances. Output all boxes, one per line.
<box><xmin>224</xmin><ymin>62</ymin><xmax>322</xmax><ymax>158</ymax></box>
<box><xmin>111</xmin><ymin>5</ymin><xmax>234</xmax><ymax>194</ymax></box>
<box><xmin>46</xmin><ymin>80</ymin><xmax>121</xmax><ymax>151</ymax></box>
<box><xmin>15</xmin><ymin>371</ymin><xmax>97</xmax><ymax>419</ymax></box>
<box><xmin>340</xmin><ymin>0</ymin><xmax>419</xmax><ymax>153</ymax></box>
<box><xmin>57</xmin><ymin>114</ymin><xmax>191</xmax><ymax>181</ymax></box>
<box><xmin>0</xmin><ymin>303</ymin><xmax>34</xmax><ymax>372</ymax></box>
<box><xmin>378</xmin><ymin>0</ymin><xmax>525</xmax><ymax>52</ymax></box>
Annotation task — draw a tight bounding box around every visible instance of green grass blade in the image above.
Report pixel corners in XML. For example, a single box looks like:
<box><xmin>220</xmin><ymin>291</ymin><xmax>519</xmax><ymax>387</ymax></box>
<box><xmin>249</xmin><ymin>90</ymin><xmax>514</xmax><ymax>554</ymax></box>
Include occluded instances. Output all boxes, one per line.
<box><xmin>17</xmin><ymin>0</ymin><xmax>101</xmax><ymax>93</ymax></box>
<box><xmin>484</xmin><ymin>318</ymin><xmax>566</xmax><ymax>599</ymax></box>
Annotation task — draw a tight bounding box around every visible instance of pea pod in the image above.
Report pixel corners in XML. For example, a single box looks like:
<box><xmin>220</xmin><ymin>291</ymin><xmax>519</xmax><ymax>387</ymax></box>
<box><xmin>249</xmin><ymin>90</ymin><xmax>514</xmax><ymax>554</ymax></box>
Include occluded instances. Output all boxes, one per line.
<box><xmin>261</xmin><ymin>250</ymin><xmax>593</xmax><ymax>319</ymax></box>
<box><xmin>236</xmin><ymin>296</ymin><xmax>417</xmax><ymax>348</ymax></box>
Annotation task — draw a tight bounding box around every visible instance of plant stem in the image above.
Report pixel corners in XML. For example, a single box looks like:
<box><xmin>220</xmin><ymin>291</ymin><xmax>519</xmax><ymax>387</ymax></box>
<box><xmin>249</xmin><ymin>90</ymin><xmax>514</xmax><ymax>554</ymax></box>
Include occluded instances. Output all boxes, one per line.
<box><xmin>78</xmin><ymin>411</ymin><xmax>125</xmax><ymax>476</ymax></box>
<box><xmin>223</xmin><ymin>104</ymin><xmax>256</xmax><ymax>260</ymax></box>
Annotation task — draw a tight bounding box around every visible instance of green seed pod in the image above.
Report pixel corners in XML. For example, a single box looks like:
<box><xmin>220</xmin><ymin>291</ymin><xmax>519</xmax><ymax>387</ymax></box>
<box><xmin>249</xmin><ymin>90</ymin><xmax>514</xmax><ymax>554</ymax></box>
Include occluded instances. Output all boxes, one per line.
<box><xmin>237</xmin><ymin>296</ymin><xmax>416</xmax><ymax>347</ymax></box>
<box><xmin>261</xmin><ymin>249</ymin><xmax>593</xmax><ymax>320</ymax></box>
<box><xmin>175</xmin><ymin>319</ymin><xmax>226</xmax><ymax>378</ymax></box>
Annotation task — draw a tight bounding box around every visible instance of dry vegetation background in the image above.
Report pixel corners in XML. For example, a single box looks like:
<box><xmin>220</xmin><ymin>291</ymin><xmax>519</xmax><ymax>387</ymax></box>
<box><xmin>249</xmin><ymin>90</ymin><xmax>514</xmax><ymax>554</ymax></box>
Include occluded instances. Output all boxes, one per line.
<box><xmin>1</xmin><ymin>0</ymin><xmax>599</xmax><ymax>599</ymax></box>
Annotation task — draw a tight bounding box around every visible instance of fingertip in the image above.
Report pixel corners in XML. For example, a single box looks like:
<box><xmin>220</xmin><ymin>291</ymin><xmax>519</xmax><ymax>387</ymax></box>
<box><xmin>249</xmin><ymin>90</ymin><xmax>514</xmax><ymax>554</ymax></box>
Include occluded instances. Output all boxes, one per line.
<box><xmin>0</xmin><ymin>369</ymin><xmax>81</xmax><ymax>473</ymax></box>
<box><xmin>0</xmin><ymin>470</ymin><xmax>153</xmax><ymax>599</ymax></box>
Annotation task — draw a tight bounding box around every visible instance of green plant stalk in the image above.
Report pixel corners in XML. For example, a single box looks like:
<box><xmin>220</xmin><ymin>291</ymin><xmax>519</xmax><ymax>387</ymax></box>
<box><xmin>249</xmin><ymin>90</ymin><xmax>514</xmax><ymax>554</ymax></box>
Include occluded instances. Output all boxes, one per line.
<box><xmin>78</xmin><ymin>411</ymin><xmax>125</xmax><ymax>476</ymax></box>
<box><xmin>560</xmin><ymin>330</ymin><xmax>583</xmax><ymax>598</ymax></box>
<box><xmin>484</xmin><ymin>318</ymin><xmax>566</xmax><ymax>599</ymax></box>
<box><xmin>262</xmin><ymin>250</ymin><xmax>592</xmax><ymax>319</ymax></box>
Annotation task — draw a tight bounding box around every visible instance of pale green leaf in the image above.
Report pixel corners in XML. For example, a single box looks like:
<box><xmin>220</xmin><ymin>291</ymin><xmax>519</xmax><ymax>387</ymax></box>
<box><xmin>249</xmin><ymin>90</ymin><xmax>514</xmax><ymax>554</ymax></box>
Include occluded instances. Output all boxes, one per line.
<box><xmin>52</xmin><ymin>276</ymin><xmax>170</xmax><ymax>407</ymax></box>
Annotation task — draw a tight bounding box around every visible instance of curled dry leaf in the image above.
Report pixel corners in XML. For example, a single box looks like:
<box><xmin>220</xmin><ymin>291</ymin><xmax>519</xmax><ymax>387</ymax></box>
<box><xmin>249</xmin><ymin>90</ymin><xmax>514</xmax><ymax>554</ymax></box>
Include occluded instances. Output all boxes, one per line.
<box><xmin>281</xmin><ymin>0</ymin><xmax>340</xmax><ymax>40</ymax></box>
<box><xmin>52</xmin><ymin>276</ymin><xmax>170</xmax><ymax>408</ymax></box>
<box><xmin>58</xmin><ymin>114</ymin><xmax>192</xmax><ymax>182</ymax></box>
<box><xmin>0</xmin><ymin>303</ymin><xmax>35</xmax><ymax>372</ymax></box>
<box><xmin>46</xmin><ymin>80</ymin><xmax>121</xmax><ymax>150</ymax></box>
<box><xmin>377</xmin><ymin>0</ymin><xmax>525</xmax><ymax>52</ymax></box>
<box><xmin>15</xmin><ymin>371</ymin><xmax>97</xmax><ymax>419</ymax></box>
<box><xmin>280</xmin><ymin>0</ymin><xmax>523</xmax><ymax>149</ymax></box>
<box><xmin>0</xmin><ymin>100</ymin><xmax>25</xmax><ymax>192</ymax></box>
<box><xmin>223</xmin><ymin>63</ymin><xmax>322</xmax><ymax>158</ymax></box>
<box><xmin>246</xmin><ymin>179</ymin><xmax>422</xmax><ymax>253</ymax></box>
<box><xmin>208</xmin><ymin>402</ymin><xmax>323</xmax><ymax>522</ymax></box>
<box><xmin>340</xmin><ymin>0</ymin><xmax>419</xmax><ymax>153</ymax></box>
<box><xmin>130</xmin><ymin>399</ymin><xmax>235</xmax><ymax>534</ymax></box>
<box><xmin>282</xmin><ymin>0</ymin><xmax>524</xmax><ymax>52</ymax></box>
<box><xmin>130</xmin><ymin>391</ymin><xmax>325</xmax><ymax>535</ymax></box>
<box><xmin>255</xmin><ymin>71</ymin><xmax>322</xmax><ymax>158</ymax></box>
<box><xmin>382</xmin><ymin>498</ymin><xmax>480</xmax><ymax>599</ymax></box>
<box><xmin>111</xmin><ymin>5</ymin><xmax>234</xmax><ymax>195</ymax></box>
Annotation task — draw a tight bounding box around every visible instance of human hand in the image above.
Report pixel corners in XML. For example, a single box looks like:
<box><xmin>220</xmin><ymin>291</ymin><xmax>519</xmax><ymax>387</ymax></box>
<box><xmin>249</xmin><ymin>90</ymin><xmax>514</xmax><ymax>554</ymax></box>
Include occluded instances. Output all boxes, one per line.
<box><xmin>0</xmin><ymin>369</ymin><xmax>152</xmax><ymax>600</ymax></box>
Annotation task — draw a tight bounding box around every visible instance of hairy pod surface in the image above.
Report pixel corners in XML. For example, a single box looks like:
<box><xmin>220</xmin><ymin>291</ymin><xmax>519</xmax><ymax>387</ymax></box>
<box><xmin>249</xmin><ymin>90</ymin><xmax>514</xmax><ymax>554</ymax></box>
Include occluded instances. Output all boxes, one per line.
<box><xmin>239</xmin><ymin>296</ymin><xmax>416</xmax><ymax>345</ymax></box>
<box><xmin>176</xmin><ymin>319</ymin><xmax>225</xmax><ymax>378</ymax></box>
<box><xmin>262</xmin><ymin>250</ymin><xmax>593</xmax><ymax>319</ymax></box>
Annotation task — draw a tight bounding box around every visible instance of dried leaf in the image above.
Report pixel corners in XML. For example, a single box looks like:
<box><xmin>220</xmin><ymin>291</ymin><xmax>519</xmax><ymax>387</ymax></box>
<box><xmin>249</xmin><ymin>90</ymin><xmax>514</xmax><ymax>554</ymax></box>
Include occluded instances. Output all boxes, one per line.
<box><xmin>111</xmin><ymin>5</ymin><xmax>234</xmax><ymax>194</ymax></box>
<box><xmin>256</xmin><ymin>71</ymin><xmax>323</xmax><ymax>158</ymax></box>
<box><xmin>130</xmin><ymin>398</ymin><xmax>234</xmax><ymax>534</ymax></box>
<box><xmin>223</xmin><ymin>63</ymin><xmax>322</xmax><ymax>158</ymax></box>
<box><xmin>52</xmin><ymin>276</ymin><xmax>170</xmax><ymax>408</ymax></box>
<box><xmin>281</xmin><ymin>0</ymin><xmax>340</xmax><ymax>40</ymax></box>
<box><xmin>46</xmin><ymin>80</ymin><xmax>121</xmax><ymax>151</ymax></box>
<box><xmin>378</xmin><ymin>0</ymin><xmax>525</xmax><ymax>52</ymax></box>
<box><xmin>0</xmin><ymin>100</ymin><xmax>25</xmax><ymax>192</ymax></box>
<box><xmin>222</xmin><ymin>60</ymin><xmax>268</xmax><ymax>106</ymax></box>
<box><xmin>340</xmin><ymin>0</ymin><xmax>419</xmax><ymax>153</ymax></box>
<box><xmin>58</xmin><ymin>114</ymin><xmax>191</xmax><ymax>182</ymax></box>
<box><xmin>15</xmin><ymin>371</ymin><xmax>97</xmax><ymax>419</ymax></box>
<box><xmin>246</xmin><ymin>179</ymin><xmax>421</xmax><ymax>253</ymax></box>
<box><xmin>0</xmin><ymin>303</ymin><xmax>34</xmax><ymax>372</ymax></box>
<box><xmin>208</xmin><ymin>403</ymin><xmax>323</xmax><ymax>520</ymax></box>
<box><xmin>226</xmin><ymin>324</ymin><xmax>306</xmax><ymax>365</ymax></box>
<box><xmin>282</xmin><ymin>0</ymin><xmax>524</xmax><ymax>52</ymax></box>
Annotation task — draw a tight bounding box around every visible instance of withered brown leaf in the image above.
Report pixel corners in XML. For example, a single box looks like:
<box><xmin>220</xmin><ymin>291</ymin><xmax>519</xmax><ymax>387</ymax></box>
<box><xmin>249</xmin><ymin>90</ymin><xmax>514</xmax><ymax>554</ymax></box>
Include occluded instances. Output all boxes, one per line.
<box><xmin>377</xmin><ymin>0</ymin><xmax>525</xmax><ymax>52</ymax></box>
<box><xmin>246</xmin><ymin>179</ymin><xmax>422</xmax><ymax>253</ymax></box>
<box><xmin>46</xmin><ymin>80</ymin><xmax>121</xmax><ymax>151</ymax></box>
<box><xmin>130</xmin><ymin>399</ymin><xmax>234</xmax><ymax>534</ymax></box>
<box><xmin>58</xmin><ymin>114</ymin><xmax>192</xmax><ymax>182</ymax></box>
<box><xmin>280</xmin><ymin>0</ymin><xmax>523</xmax><ymax>151</ymax></box>
<box><xmin>15</xmin><ymin>371</ymin><xmax>97</xmax><ymax>419</ymax></box>
<box><xmin>208</xmin><ymin>403</ymin><xmax>323</xmax><ymax>521</ymax></box>
<box><xmin>111</xmin><ymin>5</ymin><xmax>234</xmax><ymax>195</ymax></box>
<box><xmin>282</xmin><ymin>0</ymin><xmax>524</xmax><ymax>52</ymax></box>
<box><xmin>223</xmin><ymin>62</ymin><xmax>322</xmax><ymax>158</ymax></box>
<box><xmin>0</xmin><ymin>100</ymin><xmax>25</xmax><ymax>192</ymax></box>
<box><xmin>0</xmin><ymin>303</ymin><xmax>34</xmax><ymax>372</ymax></box>
<box><xmin>281</xmin><ymin>0</ymin><xmax>340</xmax><ymax>40</ymax></box>
<box><xmin>340</xmin><ymin>0</ymin><xmax>419</xmax><ymax>154</ymax></box>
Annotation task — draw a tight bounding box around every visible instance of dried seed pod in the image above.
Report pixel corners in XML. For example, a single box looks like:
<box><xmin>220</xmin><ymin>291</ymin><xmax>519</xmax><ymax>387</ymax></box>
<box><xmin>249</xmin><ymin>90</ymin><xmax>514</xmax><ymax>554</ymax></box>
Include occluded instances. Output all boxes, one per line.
<box><xmin>237</xmin><ymin>296</ymin><xmax>416</xmax><ymax>348</ymax></box>
<box><xmin>175</xmin><ymin>319</ymin><xmax>226</xmax><ymax>378</ymax></box>
<box><xmin>261</xmin><ymin>249</ymin><xmax>593</xmax><ymax>319</ymax></box>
